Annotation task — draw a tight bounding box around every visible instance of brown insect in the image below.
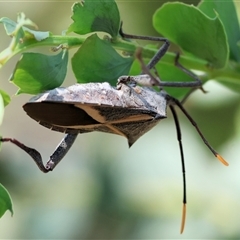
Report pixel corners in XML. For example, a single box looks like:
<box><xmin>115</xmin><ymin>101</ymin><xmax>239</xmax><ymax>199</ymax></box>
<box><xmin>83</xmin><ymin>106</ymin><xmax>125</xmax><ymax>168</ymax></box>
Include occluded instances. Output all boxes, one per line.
<box><xmin>0</xmin><ymin>30</ymin><xmax>228</xmax><ymax>233</ymax></box>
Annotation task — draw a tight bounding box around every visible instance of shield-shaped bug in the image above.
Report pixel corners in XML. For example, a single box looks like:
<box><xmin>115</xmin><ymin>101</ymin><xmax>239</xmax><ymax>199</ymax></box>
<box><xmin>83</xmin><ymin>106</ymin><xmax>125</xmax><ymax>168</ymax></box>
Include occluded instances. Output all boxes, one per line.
<box><xmin>0</xmin><ymin>29</ymin><xmax>228</xmax><ymax>233</ymax></box>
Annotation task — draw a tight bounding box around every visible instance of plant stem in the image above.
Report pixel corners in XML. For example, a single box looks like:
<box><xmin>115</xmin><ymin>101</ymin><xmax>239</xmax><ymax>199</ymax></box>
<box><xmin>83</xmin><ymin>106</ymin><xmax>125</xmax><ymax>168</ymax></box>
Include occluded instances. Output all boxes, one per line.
<box><xmin>1</xmin><ymin>34</ymin><xmax>240</xmax><ymax>87</ymax></box>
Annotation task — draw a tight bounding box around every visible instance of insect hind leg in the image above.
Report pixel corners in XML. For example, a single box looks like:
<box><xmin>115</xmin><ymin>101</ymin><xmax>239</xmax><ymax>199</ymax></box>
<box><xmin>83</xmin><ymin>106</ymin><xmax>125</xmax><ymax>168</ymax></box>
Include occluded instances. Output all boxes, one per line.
<box><xmin>0</xmin><ymin>133</ymin><xmax>78</xmax><ymax>173</ymax></box>
<box><xmin>119</xmin><ymin>23</ymin><xmax>170</xmax><ymax>71</ymax></box>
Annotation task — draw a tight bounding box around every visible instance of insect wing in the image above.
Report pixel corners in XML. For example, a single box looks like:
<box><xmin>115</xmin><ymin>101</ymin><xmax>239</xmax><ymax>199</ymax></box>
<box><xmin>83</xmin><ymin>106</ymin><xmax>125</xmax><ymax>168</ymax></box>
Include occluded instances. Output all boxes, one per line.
<box><xmin>23</xmin><ymin>82</ymin><xmax>168</xmax><ymax>145</ymax></box>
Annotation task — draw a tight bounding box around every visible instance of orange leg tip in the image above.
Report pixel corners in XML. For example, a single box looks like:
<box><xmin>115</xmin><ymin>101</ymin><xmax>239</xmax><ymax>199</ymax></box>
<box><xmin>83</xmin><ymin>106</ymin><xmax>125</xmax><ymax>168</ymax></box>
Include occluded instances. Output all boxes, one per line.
<box><xmin>180</xmin><ymin>203</ymin><xmax>187</xmax><ymax>234</ymax></box>
<box><xmin>216</xmin><ymin>154</ymin><xmax>229</xmax><ymax>166</ymax></box>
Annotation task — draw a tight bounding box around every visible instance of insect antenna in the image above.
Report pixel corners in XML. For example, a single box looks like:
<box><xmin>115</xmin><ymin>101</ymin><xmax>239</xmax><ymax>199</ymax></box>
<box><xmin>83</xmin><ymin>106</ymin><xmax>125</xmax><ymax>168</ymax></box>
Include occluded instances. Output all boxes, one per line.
<box><xmin>169</xmin><ymin>104</ymin><xmax>187</xmax><ymax>234</ymax></box>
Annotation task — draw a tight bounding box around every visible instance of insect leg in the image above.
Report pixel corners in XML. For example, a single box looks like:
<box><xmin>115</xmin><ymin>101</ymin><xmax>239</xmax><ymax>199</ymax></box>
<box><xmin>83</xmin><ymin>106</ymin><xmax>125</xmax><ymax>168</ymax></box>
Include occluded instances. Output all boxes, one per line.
<box><xmin>169</xmin><ymin>105</ymin><xmax>187</xmax><ymax>234</ymax></box>
<box><xmin>118</xmin><ymin>49</ymin><xmax>202</xmax><ymax>89</ymax></box>
<box><xmin>0</xmin><ymin>137</ymin><xmax>49</xmax><ymax>173</ymax></box>
<box><xmin>134</xmin><ymin>45</ymin><xmax>228</xmax><ymax>165</ymax></box>
<box><xmin>120</xmin><ymin>25</ymin><xmax>202</xmax><ymax>88</ymax></box>
<box><xmin>136</xmin><ymin>49</ymin><xmax>202</xmax><ymax>88</ymax></box>
<box><xmin>174</xmin><ymin>52</ymin><xmax>207</xmax><ymax>103</ymax></box>
<box><xmin>119</xmin><ymin>24</ymin><xmax>170</xmax><ymax>70</ymax></box>
<box><xmin>0</xmin><ymin>133</ymin><xmax>78</xmax><ymax>172</ymax></box>
<box><xmin>169</xmin><ymin>97</ymin><xmax>229</xmax><ymax>166</ymax></box>
<box><xmin>45</xmin><ymin>133</ymin><xmax>78</xmax><ymax>171</ymax></box>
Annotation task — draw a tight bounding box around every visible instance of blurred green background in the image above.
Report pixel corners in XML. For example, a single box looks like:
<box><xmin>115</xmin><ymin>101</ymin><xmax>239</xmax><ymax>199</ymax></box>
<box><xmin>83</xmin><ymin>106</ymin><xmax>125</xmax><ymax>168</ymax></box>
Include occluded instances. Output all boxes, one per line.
<box><xmin>1</xmin><ymin>0</ymin><xmax>240</xmax><ymax>239</ymax></box>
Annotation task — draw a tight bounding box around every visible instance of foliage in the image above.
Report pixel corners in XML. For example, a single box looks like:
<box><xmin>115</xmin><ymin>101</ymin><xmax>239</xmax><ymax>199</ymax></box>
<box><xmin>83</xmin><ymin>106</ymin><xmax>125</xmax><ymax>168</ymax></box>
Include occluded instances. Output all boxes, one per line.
<box><xmin>0</xmin><ymin>183</ymin><xmax>13</xmax><ymax>218</ymax></box>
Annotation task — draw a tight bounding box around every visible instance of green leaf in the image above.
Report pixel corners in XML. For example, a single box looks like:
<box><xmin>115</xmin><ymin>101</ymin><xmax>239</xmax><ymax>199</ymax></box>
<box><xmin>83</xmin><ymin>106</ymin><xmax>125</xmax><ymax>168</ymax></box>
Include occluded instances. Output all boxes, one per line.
<box><xmin>0</xmin><ymin>90</ymin><xmax>10</xmax><ymax>125</ymax></box>
<box><xmin>0</xmin><ymin>93</ymin><xmax>4</xmax><ymax>126</ymax></box>
<box><xmin>215</xmin><ymin>77</ymin><xmax>240</xmax><ymax>93</ymax></box>
<box><xmin>0</xmin><ymin>14</ymin><xmax>50</xmax><ymax>68</ymax></box>
<box><xmin>0</xmin><ymin>17</ymin><xmax>20</xmax><ymax>35</ymax></box>
<box><xmin>10</xmin><ymin>50</ymin><xmax>68</xmax><ymax>94</ymax></box>
<box><xmin>23</xmin><ymin>28</ymin><xmax>50</xmax><ymax>42</ymax></box>
<box><xmin>67</xmin><ymin>0</ymin><xmax>120</xmax><ymax>38</ymax></box>
<box><xmin>213</xmin><ymin>61</ymin><xmax>240</xmax><ymax>92</ymax></box>
<box><xmin>0</xmin><ymin>89</ymin><xmax>10</xmax><ymax>107</ymax></box>
<box><xmin>198</xmin><ymin>0</ymin><xmax>240</xmax><ymax>62</ymax></box>
<box><xmin>72</xmin><ymin>34</ymin><xmax>133</xmax><ymax>85</ymax></box>
<box><xmin>153</xmin><ymin>2</ymin><xmax>228</xmax><ymax>68</ymax></box>
<box><xmin>0</xmin><ymin>183</ymin><xmax>13</xmax><ymax>218</ymax></box>
<box><xmin>0</xmin><ymin>13</ymin><xmax>49</xmax><ymax>41</ymax></box>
